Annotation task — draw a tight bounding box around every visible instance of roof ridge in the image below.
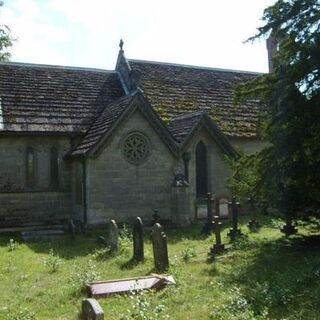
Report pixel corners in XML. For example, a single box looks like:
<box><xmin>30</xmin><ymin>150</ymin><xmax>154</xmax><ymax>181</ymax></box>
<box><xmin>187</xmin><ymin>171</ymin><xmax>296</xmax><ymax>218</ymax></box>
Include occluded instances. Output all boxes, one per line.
<box><xmin>0</xmin><ymin>61</ymin><xmax>115</xmax><ymax>73</ymax></box>
<box><xmin>128</xmin><ymin>59</ymin><xmax>263</xmax><ymax>75</ymax></box>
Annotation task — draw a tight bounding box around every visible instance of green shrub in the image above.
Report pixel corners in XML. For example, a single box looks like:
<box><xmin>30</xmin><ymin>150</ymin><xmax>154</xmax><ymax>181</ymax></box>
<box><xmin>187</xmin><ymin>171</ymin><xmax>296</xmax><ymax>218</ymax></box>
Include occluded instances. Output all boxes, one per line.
<box><xmin>45</xmin><ymin>249</ymin><xmax>61</xmax><ymax>273</ymax></box>
<box><xmin>6</xmin><ymin>307</ymin><xmax>35</xmax><ymax>320</ymax></box>
<box><xmin>73</xmin><ymin>259</ymin><xmax>100</xmax><ymax>292</ymax></box>
<box><xmin>180</xmin><ymin>245</ymin><xmax>197</xmax><ymax>262</ymax></box>
<box><xmin>7</xmin><ymin>238</ymin><xmax>18</xmax><ymax>251</ymax></box>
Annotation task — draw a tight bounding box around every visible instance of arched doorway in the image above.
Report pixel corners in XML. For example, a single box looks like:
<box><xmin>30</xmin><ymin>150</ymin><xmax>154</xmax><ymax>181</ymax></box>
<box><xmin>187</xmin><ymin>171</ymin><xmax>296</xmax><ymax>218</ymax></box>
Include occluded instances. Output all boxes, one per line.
<box><xmin>195</xmin><ymin>141</ymin><xmax>208</xmax><ymax>198</ymax></box>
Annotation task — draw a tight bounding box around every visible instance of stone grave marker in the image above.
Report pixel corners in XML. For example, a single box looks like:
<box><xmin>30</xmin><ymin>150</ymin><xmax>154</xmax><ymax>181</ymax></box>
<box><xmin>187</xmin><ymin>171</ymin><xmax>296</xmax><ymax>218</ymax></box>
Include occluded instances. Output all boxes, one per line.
<box><xmin>281</xmin><ymin>217</ymin><xmax>298</xmax><ymax>236</ymax></box>
<box><xmin>247</xmin><ymin>197</ymin><xmax>261</xmax><ymax>230</ymax></box>
<box><xmin>219</xmin><ymin>198</ymin><xmax>229</xmax><ymax>218</ymax></box>
<box><xmin>133</xmin><ymin>217</ymin><xmax>144</xmax><ymax>262</ymax></box>
<box><xmin>151</xmin><ymin>223</ymin><xmax>169</xmax><ymax>271</ymax></box>
<box><xmin>202</xmin><ymin>192</ymin><xmax>214</xmax><ymax>234</ymax></box>
<box><xmin>81</xmin><ymin>298</ymin><xmax>104</xmax><ymax>320</ymax></box>
<box><xmin>227</xmin><ymin>196</ymin><xmax>243</xmax><ymax>239</ymax></box>
<box><xmin>209</xmin><ymin>215</ymin><xmax>225</xmax><ymax>257</ymax></box>
<box><xmin>109</xmin><ymin>219</ymin><xmax>119</xmax><ymax>252</ymax></box>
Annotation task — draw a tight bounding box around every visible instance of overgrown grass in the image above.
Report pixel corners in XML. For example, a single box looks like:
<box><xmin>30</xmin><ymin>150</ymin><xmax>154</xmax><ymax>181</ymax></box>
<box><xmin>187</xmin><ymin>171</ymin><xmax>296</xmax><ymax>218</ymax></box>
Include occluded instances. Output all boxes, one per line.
<box><xmin>0</xmin><ymin>215</ymin><xmax>319</xmax><ymax>319</ymax></box>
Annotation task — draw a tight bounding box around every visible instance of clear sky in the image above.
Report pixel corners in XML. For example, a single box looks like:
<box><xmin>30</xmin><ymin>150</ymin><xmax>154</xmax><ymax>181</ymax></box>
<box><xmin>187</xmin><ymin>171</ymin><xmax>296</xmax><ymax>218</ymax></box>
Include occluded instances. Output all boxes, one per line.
<box><xmin>2</xmin><ymin>0</ymin><xmax>276</xmax><ymax>72</ymax></box>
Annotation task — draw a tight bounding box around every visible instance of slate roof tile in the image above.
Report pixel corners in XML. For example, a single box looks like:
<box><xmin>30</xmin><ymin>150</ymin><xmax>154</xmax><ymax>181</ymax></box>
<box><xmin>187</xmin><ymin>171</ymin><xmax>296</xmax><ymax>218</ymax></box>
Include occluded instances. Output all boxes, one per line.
<box><xmin>128</xmin><ymin>60</ymin><xmax>263</xmax><ymax>138</ymax></box>
<box><xmin>0</xmin><ymin>62</ymin><xmax>125</xmax><ymax>133</ymax></box>
<box><xmin>70</xmin><ymin>94</ymin><xmax>133</xmax><ymax>156</ymax></box>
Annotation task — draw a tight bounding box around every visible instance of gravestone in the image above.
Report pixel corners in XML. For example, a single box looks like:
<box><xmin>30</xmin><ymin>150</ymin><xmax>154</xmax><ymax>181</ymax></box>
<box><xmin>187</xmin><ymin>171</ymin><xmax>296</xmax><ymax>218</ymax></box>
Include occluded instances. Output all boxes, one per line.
<box><xmin>151</xmin><ymin>223</ymin><xmax>169</xmax><ymax>271</ymax></box>
<box><xmin>202</xmin><ymin>192</ymin><xmax>214</xmax><ymax>234</ymax></box>
<box><xmin>247</xmin><ymin>197</ymin><xmax>261</xmax><ymax>230</ymax></box>
<box><xmin>209</xmin><ymin>215</ymin><xmax>225</xmax><ymax>257</ymax></box>
<box><xmin>81</xmin><ymin>298</ymin><xmax>104</xmax><ymax>320</ymax></box>
<box><xmin>109</xmin><ymin>220</ymin><xmax>119</xmax><ymax>252</ymax></box>
<box><xmin>227</xmin><ymin>196</ymin><xmax>243</xmax><ymax>239</ymax></box>
<box><xmin>219</xmin><ymin>198</ymin><xmax>229</xmax><ymax>219</ymax></box>
<box><xmin>133</xmin><ymin>217</ymin><xmax>144</xmax><ymax>261</ymax></box>
<box><xmin>281</xmin><ymin>217</ymin><xmax>298</xmax><ymax>236</ymax></box>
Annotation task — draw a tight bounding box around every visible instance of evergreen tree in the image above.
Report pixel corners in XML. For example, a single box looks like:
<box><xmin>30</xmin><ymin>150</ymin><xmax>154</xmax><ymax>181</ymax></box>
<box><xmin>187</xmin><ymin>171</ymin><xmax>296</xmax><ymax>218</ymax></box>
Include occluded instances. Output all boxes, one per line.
<box><xmin>231</xmin><ymin>0</ymin><xmax>320</xmax><ymax>219</ymax></box>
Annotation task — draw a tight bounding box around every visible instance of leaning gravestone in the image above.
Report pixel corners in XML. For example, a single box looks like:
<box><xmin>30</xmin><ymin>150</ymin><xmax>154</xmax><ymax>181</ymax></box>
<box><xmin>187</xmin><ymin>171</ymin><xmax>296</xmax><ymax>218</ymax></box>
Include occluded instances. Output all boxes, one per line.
<box><xmin>151</xmin><ymin>223</ymin><xmax>169</xmax><ymax>271</ymax></box>
<box><xmin>133</xmin><ymin>217</ymin><xmax>144</xmax><ymax>262</ymax></box>
<box><xmin>109</xmin><ymin>220</ymin><xmax>119</xmax><ymax>252</ymax></box>
<box><xmin>81</xmin><ymin>298</ymin><xmax>104</xmax><ymax>320</ymax></box>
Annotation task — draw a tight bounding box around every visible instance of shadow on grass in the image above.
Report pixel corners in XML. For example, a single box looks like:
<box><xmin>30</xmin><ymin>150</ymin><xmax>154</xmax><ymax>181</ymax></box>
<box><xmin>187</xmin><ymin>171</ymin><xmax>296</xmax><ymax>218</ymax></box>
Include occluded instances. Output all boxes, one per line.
<box><xmin>217</xmin><ymin>234</ymin><xmax>320</xmax><ymax>319</ymax></box>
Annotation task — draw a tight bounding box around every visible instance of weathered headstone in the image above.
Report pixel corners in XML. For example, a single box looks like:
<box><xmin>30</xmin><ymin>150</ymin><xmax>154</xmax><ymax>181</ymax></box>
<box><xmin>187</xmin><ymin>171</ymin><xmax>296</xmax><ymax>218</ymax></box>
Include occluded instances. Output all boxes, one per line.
<box><xmin>109</xmin><ymin>219</ymin><xmax>119</xmax><ymax>252</ymax></box>
<box><xmin>202</xmin><ymin>192</ymin><xmax>214</xmax><ymax>234</ymax></box>
<box><xmin>219</xmin><ymin>198</ymin><xmax>229</xmax><ymax>219</ymax></box>
<box><xmin>81</xmin><ymin>298</ymin><xmax>104</xmax><ymax>320</ymax></box>
<box><xmin>151</xmin><ymin>223</ymin><xmax>169</xmax><ymax>271</ymax></box>
<box><xmin>133</xmin><ymin>217</ymin><xmax>144</xmax><ymax>261</ymax></box>
<box><xmin>209</xmin><ymin>215</ymin><xmax>225</xmax><ymax>257</ymax></box>
<box><xmin>281</xmin><ymin>217</ymin><xmax>298</xmax><ymax>236</ymax></box>
<box><xmin>247</xmin><ymin>197</ymin><xmax>261</xmax><ymax>230</ymax></box>
<box><xmin>227</xmin><ymin>196</ymin><xmax>243</xmax><ymax>239</ymax></box>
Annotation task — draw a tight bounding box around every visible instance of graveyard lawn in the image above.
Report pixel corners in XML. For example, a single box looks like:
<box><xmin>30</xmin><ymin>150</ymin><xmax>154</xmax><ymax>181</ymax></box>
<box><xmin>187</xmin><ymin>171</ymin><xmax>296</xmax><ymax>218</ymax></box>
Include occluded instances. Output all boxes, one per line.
<box><xmin>0</xmin><ymin>215</ymin><xmax>320</xmax><ymax>320</ymax></box>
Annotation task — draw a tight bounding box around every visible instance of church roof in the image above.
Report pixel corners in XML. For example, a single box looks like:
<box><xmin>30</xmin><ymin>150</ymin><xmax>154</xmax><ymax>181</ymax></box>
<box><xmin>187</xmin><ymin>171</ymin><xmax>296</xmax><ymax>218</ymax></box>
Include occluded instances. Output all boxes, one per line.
<box><xmin>0</xmin><ymin>62</ymin><xmax>124</xmax><ymax>133</ymax></box>
<box><xmin>167</xmin><ymin>111</ymin><xmax>204</xmax><ymax>143</ymax></box>
<box><xmin>70</xmin><ymin>94</ymin><xmax>133</xmax><ymax>156</ymax></box>
<box><xmin>168</xmin><ymin>111</ymin><xmax>239</xmax><ymax>158</ymax></box>
<box><xmin>69</xmin><ymin>90</ymin><xmax>180</xmax><ymax>158</ymax></box>
<box><xmin>128</xmin><ymin>59</ymin><xmax>263</xmax><ymax>138</ymax></box>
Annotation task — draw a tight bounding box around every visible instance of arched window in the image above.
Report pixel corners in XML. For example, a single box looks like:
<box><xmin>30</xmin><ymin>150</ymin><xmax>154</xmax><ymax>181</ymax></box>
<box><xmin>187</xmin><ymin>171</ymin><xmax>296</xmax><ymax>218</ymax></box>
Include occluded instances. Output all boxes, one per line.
<box><xmin>195</xmin><ymin>141</ymin><xmax>208</xmax><ymax>198</ymax></box>
<box><xmin>26</xmin><ymin>147</ymin><xmax>35</xmax><ymax>187</ymax></box>
<box><xmin>50</xmin><ymin>147</ymin><xmax>59</xmax><ymax>188</ymax></box>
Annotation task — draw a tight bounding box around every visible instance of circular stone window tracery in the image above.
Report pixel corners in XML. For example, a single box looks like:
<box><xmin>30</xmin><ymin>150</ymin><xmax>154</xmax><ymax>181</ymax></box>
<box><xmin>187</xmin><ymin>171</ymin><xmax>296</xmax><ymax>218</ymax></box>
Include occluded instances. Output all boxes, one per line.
<box><xmin>122</xmin><ymin>132</ymin><xmax>150</xmax><ymax>164</ymax></box>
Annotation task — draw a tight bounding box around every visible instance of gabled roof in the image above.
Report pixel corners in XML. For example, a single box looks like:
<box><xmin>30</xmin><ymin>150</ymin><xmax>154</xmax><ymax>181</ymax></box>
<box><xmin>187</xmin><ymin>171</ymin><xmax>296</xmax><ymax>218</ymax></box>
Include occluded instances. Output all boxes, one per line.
<box><xmin>168</xmin><ymin>111</ymin><xmax>239</xmax><ymax>158</ymax></box>
<box><xmin>0</xmin><ymin>62</ymin><xmax>124</xmax><ymax>133</ymax></box>
<box><xmin>127</xmin><ymin>59</ymin><xmax>264</xmax><ymax>138</ymax></box>
<box><xmin>69</xmin><ymin>90</ymin><xmax>179</xmax><ymax>158</ymax></box>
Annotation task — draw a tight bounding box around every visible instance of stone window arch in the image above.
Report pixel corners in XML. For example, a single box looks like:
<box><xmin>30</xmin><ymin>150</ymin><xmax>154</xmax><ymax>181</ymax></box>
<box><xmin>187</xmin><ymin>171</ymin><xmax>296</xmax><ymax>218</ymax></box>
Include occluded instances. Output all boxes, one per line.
<box><xmin>26</xmin><ymin>146</ymin><xmax>36</xmax><ymax>188</ymax></box>
<box><xmin>195</xmin><ymin>140</ymin><xmax>208</xmax><ymax>198</ymax></box>
<box><xmin>50</xmin><ymin>146</ymin><xmax>59</xmax><ymax>188</ymax></box>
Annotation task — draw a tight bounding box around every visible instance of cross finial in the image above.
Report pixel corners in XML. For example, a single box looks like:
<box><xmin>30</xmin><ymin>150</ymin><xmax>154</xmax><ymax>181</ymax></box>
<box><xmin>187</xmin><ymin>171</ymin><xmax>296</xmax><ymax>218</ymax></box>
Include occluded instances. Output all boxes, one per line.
<box><xmin>119</xmin><ymin>39</ymin><xmax>124</xmax><ymax>51</ymax></box>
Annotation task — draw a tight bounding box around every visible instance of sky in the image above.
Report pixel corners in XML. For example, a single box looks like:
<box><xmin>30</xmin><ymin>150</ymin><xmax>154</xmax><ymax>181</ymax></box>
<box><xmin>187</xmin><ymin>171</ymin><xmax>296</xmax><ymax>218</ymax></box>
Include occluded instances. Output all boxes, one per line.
<box><xmin>1</xmin><ymin>0</ymin><xmax>277</xmax><ymax>73</ymax></box>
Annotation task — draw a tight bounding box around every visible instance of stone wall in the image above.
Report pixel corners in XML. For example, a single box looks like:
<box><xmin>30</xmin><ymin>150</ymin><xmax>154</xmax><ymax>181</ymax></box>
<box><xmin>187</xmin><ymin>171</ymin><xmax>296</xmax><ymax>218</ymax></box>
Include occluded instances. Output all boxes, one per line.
<box><xmin>0</xmin><ymin>136</ymin><xmax>72</xmax><ymax>226</ymax></box>
<box><xmin>86</xmin><ymin>109</ymin><xmax>180</xmax><ymax>225</ymax></box>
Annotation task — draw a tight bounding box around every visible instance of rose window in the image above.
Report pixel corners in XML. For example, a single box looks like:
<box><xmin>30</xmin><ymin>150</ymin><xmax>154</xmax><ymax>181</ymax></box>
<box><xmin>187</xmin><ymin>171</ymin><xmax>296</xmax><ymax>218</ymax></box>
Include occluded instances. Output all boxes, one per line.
<box><xmin>122</xmin><ymin>133</ymin><xmax>149</xmax><ymax>164</ymax></box>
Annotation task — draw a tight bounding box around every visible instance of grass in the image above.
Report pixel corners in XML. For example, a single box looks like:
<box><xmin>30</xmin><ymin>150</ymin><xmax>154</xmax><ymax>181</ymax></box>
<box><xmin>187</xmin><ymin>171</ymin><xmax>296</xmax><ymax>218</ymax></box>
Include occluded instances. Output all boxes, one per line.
<box><xmin>0</xmin><ymin>214</ymin><xmax>319</xmax><ymax>319</ymax></box>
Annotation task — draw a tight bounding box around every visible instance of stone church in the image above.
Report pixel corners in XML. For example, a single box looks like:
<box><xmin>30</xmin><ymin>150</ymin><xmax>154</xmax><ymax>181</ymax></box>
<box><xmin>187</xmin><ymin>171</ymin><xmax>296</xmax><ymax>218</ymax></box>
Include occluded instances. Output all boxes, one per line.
<box><xmin>0</xmin><ymin>42</ymin><xmax>267</xmax><ymax>230</ymax></box>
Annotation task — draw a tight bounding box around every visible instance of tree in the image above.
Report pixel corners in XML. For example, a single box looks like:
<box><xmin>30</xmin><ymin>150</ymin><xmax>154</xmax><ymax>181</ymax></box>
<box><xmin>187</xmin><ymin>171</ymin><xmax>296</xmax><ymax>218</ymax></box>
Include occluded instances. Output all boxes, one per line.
<box><xmin>0</xmin><ymin>1</ymin><xmax>13</xmax><ymax>61</ymax></box>
<box><xmin>231</xmin><ymin>0</ymin><xmax>320</xmax><ymax>222</ymax></box>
